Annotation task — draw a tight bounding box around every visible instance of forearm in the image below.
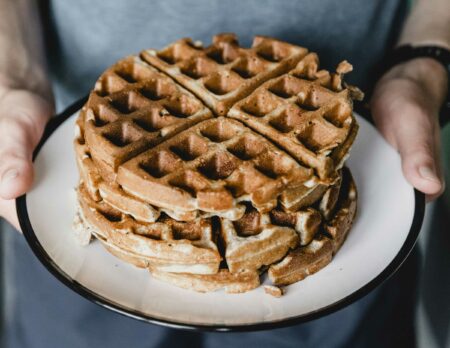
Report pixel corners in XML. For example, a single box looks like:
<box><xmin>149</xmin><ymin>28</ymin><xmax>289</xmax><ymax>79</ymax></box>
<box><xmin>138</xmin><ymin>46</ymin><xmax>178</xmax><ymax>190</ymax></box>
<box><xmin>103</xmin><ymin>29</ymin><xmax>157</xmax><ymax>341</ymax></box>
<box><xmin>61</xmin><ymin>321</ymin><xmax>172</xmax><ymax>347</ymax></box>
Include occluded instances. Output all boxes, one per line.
<box><xmin>398</xmin><ymin>0</ymin><xmax>450</xmax><ymax>48</ymax></box>
<box><xmin>0</xmin><ymin>0</ymin><xmax>51</xmax><ymax>100</ymax></box>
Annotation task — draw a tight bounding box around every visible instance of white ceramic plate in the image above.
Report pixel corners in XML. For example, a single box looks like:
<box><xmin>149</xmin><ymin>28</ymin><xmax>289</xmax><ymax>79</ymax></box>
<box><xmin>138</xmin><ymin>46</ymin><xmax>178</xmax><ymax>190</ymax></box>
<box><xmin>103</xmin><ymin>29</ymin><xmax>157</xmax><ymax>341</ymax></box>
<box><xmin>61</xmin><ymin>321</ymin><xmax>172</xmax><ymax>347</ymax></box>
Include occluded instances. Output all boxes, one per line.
<box><xmin>17</xmin><ymin>98</ymin><xmax>424</xmax><ymax>331</ymax></box>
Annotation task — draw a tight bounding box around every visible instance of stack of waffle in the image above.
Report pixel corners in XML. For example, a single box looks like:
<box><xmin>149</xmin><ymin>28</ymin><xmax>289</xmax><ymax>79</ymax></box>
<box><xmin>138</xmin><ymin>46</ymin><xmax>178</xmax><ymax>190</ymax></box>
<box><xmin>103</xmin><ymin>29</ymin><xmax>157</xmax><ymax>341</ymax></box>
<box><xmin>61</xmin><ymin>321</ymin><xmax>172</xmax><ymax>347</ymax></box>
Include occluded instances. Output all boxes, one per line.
<box><xmin>74</xmin><ymin>34</ymin><xmax>362</xmax><ymax>294</ymax></box>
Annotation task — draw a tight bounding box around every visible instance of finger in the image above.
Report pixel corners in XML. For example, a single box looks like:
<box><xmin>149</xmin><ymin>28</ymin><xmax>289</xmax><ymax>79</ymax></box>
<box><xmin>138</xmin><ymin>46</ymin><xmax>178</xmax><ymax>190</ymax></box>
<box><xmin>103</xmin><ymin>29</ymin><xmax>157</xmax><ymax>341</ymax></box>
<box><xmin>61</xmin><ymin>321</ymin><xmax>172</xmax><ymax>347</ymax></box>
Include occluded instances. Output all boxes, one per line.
<box><xmin>0</xmin><ymin>90</ymin><xmax>53</xmax><ymax>199</ymax></box>
<box><xmin>399</xmin><ymin>129</ymin><xmax>444</xmax><ymax>200</ymax></box>
<box><xmin>373</xmin><ymin>88</ymin><xmax>444</xmax><ymax>198</ymax></box>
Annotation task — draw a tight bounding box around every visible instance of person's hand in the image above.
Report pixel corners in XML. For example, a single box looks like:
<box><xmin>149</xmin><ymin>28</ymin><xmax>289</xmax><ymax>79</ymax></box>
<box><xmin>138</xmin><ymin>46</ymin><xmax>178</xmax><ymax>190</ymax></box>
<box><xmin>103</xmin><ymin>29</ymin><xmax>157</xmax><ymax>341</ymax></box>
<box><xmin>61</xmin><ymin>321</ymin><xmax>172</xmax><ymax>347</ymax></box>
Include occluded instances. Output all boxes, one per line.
<box><xmin>371</xmin><ymin>57</ymin><xmax>448</xmax><ymax>201</ymax></box>
<box><xmin>0</xmin><ymin>87</ymin><xmax>53</xmax><ymax>230</ymax></box>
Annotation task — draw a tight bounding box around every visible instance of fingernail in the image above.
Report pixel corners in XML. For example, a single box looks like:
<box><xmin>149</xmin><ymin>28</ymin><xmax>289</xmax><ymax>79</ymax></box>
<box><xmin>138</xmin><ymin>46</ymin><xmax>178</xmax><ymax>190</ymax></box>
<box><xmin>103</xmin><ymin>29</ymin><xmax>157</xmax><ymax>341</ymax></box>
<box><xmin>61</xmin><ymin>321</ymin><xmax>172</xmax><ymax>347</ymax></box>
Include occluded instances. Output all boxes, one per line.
<box><xmin>1</xmin><ymin>168</ymin><xmax>19</xmax><ymax>184</ymax></box>
<box><xmin>419</xmin><ymin>166</ymin><xmax>440</xmax><ymax>183</ymax></box>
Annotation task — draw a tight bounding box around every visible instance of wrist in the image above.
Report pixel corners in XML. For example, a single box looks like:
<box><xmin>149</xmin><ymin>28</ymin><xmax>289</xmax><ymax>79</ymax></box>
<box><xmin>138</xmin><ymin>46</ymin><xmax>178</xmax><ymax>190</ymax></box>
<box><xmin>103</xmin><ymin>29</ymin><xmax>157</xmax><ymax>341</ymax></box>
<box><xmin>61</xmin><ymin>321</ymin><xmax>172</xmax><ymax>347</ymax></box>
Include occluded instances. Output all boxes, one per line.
<box><xmin>393</xmin><ymin>57</ymin><xmax>447</xmax><ymax>85</ymax></box>
<box><xmin>380</xmin><ymin>57</ymin><xmax>448</xmax><ymax>109</ymax></box>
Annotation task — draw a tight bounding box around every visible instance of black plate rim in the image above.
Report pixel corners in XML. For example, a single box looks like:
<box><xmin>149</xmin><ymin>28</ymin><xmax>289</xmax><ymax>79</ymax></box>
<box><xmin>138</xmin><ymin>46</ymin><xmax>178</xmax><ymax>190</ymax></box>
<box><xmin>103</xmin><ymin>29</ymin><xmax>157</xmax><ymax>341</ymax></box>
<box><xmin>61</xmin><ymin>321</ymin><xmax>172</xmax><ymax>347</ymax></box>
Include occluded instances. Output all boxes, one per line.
<box><xmin>16</xmin><ymin>97</ymin><xmax>425</xmax><ymax>332</ymax></box>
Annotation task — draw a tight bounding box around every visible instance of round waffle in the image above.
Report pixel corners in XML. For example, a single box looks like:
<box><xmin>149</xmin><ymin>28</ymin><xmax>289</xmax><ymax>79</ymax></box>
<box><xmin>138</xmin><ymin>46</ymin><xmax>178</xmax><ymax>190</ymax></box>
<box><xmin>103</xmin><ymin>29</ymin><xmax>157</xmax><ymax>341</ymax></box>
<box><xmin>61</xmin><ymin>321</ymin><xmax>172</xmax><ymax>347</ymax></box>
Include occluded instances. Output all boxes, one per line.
<box><xmin>74</xmin><ymin>33</ymin><xmax>362</xmax><ymax>294</ymax></box>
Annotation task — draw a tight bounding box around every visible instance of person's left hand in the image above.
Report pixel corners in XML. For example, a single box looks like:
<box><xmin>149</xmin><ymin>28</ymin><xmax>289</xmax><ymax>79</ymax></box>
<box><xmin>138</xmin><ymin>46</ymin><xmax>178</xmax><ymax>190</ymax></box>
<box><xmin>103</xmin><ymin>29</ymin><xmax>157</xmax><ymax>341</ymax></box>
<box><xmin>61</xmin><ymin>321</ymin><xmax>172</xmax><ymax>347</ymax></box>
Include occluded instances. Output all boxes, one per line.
<box><xmin>371</xmin><ymin>57</ymin><xmax>448</xmax><ymax>201</ymax></box>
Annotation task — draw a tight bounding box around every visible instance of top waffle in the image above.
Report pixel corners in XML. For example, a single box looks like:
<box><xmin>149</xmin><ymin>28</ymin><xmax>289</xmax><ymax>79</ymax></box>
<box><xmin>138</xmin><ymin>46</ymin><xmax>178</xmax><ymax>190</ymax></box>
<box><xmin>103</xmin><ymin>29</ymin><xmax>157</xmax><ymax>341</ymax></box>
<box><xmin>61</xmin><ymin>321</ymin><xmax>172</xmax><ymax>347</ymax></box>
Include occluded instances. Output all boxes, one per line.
<box><xmin>79</xmin><ymin>33</ymin><xmax>362</xmax><ymax>217</ymax></box>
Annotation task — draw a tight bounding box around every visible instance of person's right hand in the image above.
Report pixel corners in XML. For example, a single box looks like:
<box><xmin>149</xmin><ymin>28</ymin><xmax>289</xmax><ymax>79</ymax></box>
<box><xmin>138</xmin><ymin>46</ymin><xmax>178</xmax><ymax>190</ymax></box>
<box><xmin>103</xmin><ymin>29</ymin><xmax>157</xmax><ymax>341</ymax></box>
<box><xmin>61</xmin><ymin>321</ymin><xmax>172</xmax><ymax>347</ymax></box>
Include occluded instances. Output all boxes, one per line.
<box><xmin>371</xmin><ymin>57</ymin><xmax>447</xmax><ymax>201</ymax></box>
<box><xmin>0</xmin><ymin>87</ymin><xmax>53</xmax><ymax>230</ymax></box>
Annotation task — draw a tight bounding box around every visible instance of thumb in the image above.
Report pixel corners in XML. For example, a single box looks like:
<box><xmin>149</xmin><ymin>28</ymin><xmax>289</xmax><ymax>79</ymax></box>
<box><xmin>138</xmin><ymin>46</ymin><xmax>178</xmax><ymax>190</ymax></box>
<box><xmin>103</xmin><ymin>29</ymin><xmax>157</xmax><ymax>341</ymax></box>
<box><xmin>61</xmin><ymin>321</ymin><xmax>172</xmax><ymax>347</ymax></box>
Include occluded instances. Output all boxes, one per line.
<box><xmin>397</xmin><ymin>121</ymin><xmax>444</xmax><ymax>199</ymax></box>
<box><xmin>372</xmin><ymin>84</ymin><xmax>444</xmax><ymax>199</ymax></box>
<box><xmin>0</xmin><ymin>90</ymin><xmax>53</xmax><ymax>199</ymax></box>
<box><xmin>396</xmin><ymin>108</ymin><xmax>443</xmax><ymax>198</ymax></box>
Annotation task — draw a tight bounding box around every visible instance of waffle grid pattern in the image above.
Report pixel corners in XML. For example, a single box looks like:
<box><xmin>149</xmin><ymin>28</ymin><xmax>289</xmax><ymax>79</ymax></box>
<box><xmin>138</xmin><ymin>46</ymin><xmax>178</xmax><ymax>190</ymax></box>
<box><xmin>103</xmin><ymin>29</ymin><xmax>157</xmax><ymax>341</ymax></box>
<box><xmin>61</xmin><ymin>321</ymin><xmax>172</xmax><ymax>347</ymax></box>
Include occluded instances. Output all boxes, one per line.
<box><xmin>117</xmin><ymin>117</ymin><xmax>314</xmax><ymax>214</ymax></box>
<box><xmin>141</xmin><ymin>33</ymin><xmax>309</xmax><ymax>116</ymax></box>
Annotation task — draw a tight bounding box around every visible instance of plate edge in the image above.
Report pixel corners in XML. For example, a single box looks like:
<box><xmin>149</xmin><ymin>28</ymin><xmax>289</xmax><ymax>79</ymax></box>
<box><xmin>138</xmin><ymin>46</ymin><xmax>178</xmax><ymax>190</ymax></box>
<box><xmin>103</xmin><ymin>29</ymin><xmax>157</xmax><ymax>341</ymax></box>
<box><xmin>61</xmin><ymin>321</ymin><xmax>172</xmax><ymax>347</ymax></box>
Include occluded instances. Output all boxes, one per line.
<box><xmin>15</xmin><ymin>97</ymin><xmax>425</xmax><ymax>332</ymax></box>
